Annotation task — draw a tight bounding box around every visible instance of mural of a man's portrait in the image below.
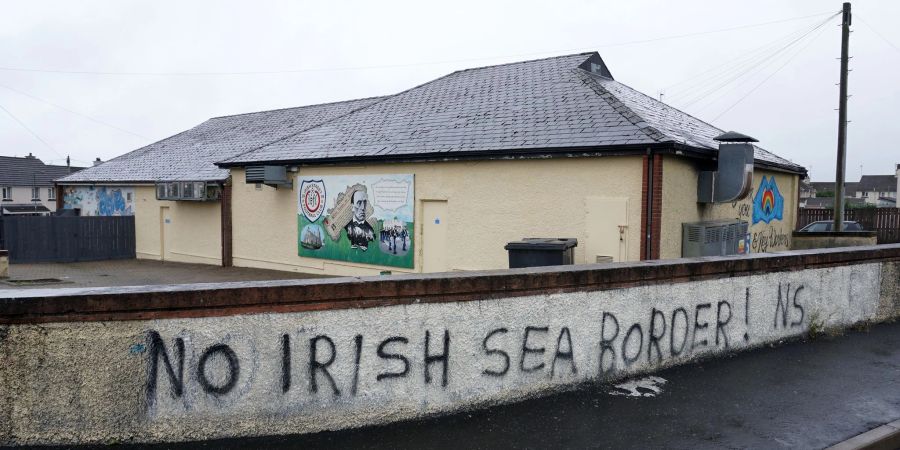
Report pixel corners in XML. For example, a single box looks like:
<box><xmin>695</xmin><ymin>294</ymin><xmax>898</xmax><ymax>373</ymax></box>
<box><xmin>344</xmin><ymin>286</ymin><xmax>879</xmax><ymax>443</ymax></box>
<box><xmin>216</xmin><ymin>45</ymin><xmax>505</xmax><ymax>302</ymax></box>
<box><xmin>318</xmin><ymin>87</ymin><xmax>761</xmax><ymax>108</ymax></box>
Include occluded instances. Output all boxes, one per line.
<box><xmin>297</xmin><ymin>175</ymin><xmax>414</xmax><ymax>268</ymax></box>
<box><xmin>345</xmin><ymin>188</ymin><xmax>375</xmax><ymax>250</ymax></box>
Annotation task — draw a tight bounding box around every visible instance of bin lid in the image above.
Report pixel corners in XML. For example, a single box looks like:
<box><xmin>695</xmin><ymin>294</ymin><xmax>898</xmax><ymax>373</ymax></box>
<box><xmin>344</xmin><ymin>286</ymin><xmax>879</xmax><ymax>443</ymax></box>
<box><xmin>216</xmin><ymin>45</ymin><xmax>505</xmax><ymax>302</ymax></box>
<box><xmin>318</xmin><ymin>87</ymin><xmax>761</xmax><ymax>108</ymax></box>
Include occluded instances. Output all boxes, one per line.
<box><xmin>504</xmin><ymin>238</ymin><xmax>578</xmax><ymax>251</ymax></box>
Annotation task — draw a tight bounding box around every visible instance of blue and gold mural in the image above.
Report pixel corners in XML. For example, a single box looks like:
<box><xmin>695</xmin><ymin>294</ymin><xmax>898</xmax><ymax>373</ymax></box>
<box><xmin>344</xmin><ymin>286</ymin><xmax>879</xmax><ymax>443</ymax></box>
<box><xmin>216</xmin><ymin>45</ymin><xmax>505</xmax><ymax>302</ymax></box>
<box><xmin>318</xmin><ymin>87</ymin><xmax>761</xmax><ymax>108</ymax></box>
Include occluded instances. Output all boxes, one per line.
<box><xmin>752</xmin><ymin>176</ymin><xmax>784</xmax><ymax>224</ymax></box>
<box><xmin>63</xmin><ymin>186</ymin><xmax>134</xmax><ymax>216</ymax></box>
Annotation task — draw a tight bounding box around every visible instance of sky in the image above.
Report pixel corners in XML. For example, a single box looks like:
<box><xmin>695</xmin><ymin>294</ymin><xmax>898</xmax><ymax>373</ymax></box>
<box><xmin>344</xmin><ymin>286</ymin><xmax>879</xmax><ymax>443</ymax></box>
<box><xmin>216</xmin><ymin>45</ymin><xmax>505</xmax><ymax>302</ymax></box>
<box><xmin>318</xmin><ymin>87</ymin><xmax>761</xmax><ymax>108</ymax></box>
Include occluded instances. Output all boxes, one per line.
<box><xmin>0</xmin><ymin>0</ymin><xmax>898</xmax><ymax>181</ymax></box>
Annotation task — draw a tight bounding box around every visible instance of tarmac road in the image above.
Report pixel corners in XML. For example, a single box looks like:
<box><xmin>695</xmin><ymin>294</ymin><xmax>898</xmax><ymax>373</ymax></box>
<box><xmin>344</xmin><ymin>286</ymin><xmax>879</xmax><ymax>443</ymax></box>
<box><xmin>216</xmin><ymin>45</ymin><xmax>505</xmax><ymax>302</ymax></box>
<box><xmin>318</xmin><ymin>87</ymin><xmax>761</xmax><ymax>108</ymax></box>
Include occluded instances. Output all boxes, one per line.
<box><xmin>101</xmin><ymin>322</ymin><xmax>900</xmax><ymax>449</ymax></box>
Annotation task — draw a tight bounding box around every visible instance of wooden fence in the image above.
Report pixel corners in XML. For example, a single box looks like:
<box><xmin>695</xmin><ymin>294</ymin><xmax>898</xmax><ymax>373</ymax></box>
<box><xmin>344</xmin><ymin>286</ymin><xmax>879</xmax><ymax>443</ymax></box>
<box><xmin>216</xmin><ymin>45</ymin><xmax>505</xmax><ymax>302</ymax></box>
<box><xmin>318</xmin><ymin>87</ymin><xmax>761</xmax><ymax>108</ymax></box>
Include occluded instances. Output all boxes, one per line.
<box><xmin>1</xmin><ymin>216</ymin><xmax>135</xmax><ymax>263</ymax></box>
<box><xmin>796</xmin><ymin>208</ymin><xmax>900</xmax><ymax>243</ymax></box>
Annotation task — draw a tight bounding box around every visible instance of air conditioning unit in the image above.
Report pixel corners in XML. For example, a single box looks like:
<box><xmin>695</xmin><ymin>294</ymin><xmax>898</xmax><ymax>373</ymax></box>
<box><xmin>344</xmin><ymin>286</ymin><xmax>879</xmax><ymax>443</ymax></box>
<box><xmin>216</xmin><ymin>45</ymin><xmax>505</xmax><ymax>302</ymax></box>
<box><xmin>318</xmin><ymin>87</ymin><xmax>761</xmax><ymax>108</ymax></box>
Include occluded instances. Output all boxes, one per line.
<box><xmin>246</xmin><ymin>166</ymin><xmax>292</xmax><ymax>188</ymax></box>
<box><xmin>155</xmin><ymin>182</ymin><xmax>219</xmax><ymax>201</ymax></box>
<box><xmin>682</xmin><ymin>219</ymin><xmax>749</xmax><ymax>257</ymax></box>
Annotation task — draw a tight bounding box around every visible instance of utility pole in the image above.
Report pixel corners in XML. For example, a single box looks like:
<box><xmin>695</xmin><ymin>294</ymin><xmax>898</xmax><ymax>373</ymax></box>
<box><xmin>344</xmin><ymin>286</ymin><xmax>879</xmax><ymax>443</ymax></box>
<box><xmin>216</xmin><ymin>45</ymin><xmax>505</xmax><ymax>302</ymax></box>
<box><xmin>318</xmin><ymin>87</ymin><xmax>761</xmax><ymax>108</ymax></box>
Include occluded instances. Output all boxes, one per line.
<box><xmin>833</xmin><ymin>2</ymin><xmax>851</xmax><ymax>232</ymax></box>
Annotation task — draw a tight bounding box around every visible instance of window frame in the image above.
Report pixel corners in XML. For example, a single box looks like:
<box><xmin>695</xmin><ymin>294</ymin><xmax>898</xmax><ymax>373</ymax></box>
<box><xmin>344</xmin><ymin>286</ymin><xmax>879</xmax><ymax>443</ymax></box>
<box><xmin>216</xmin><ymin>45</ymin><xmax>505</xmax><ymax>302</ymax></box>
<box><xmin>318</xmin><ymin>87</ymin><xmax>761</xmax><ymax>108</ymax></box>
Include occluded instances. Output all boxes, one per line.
<box><xmin>31</xmin><ymin>187</ymin><xmax>41</xmax><ymax>201</ymax></box>
<box><xmin>1</xmin><ymin>186</ymin><xmax>11</xmax><ymax>201</ymax></box>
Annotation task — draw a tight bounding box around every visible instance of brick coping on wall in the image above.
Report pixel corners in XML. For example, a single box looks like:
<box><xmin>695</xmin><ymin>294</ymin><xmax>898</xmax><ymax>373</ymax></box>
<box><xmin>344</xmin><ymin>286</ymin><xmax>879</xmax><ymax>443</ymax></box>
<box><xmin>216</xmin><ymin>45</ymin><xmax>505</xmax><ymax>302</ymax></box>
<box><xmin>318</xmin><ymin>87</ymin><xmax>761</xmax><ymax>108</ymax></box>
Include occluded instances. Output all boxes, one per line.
<box><xmin>2</xmin><ymin>244</ymin><xmax>899</xmax><ymax>325</ymax></box>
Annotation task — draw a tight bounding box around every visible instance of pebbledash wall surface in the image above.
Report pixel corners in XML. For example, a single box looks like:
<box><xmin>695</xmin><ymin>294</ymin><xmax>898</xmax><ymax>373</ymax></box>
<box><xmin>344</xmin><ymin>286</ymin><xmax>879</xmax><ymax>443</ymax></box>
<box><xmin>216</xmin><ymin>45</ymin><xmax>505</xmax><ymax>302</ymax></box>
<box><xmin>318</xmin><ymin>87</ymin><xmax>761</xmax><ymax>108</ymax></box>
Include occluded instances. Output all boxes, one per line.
<box><xmin>1</xmin><ymin>245</ymin><xmax>898</xmax><ymax>445</ymax></box>
<box><xmin>230</xmin><ymin>158</ymin><xmax>799</xmax><ymax>277</ymax></box>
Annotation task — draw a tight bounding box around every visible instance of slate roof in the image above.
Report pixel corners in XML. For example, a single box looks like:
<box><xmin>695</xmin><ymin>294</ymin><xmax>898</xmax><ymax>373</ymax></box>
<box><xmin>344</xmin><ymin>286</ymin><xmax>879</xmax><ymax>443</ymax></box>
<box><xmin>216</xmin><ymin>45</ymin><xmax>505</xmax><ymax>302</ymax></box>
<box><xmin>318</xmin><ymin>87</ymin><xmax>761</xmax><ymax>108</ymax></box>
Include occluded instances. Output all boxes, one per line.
<box><xmin>857</xmin><ymin>175</ymin><xmax>897</xmax><ymax>192</ymax></box>
<box><xmin>222</xmin><ymin>52</ymin><xmax>803</xmax><ymax>173</ymax></box>
<box><xmin>0</xmin><ymin>155</ymin><xmax>84</xmax><ymax>186</ymax></box>
<box><xmin>803</xmin><ymin>197</ymin><xmax>866</xmax><ymax>208</ymax></box>
<box><xmin>809</xmin><ymin>181</ymin><xmax>852</xmax><ymax>194</ymax></box>
<box><xmin>58</xmin><ymin>97</ymin><xmax>384</xmax><ymax>183</ymax></box>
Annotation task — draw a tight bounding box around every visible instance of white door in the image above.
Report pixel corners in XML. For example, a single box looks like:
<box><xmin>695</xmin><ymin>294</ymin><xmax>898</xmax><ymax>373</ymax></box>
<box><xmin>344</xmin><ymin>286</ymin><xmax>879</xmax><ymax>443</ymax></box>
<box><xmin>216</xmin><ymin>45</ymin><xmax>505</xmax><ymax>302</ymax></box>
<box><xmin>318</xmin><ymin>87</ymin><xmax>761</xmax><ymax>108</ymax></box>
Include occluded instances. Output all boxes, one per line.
<box><xmin>160</xmin><ymin>206</ymin><xmax>172</xmax><ymax>261</ymax></box>
<box><xmin>422</xmin><ymin>200</ymin><xmax>449</xmax><ymax>273</ymax></box>
<box><xmin>585</xmin><ymin>197</ymin><xmax>629</xmax><ymax>262</ymax></box>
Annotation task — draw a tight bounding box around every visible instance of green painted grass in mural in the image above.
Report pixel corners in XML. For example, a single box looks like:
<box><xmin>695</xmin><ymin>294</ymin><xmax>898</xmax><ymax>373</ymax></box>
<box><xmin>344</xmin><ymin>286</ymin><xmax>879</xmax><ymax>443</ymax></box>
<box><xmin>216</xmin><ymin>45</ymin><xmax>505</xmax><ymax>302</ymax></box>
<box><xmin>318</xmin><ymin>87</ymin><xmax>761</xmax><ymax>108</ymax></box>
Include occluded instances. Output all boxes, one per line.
<box><xmin>298</xmin><ymin>215</ymin><xmax>414</xmax><ymax>269</ymax></box>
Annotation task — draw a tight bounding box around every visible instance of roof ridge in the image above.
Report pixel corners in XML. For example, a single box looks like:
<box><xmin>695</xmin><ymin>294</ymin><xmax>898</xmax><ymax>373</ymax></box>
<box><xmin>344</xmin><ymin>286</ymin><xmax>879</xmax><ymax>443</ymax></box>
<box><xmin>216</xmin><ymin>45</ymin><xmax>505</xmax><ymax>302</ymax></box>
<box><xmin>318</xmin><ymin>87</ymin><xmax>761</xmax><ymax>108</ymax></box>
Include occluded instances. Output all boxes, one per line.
<box><xmin>217</xmin><ymin>64</ymin><xmax>490</xmax><ymax>166</ymax></box>
<box><xmin>217</xmin><ymin>96</ymin><xmax>395</xmax><ymax>165</ymax></box>
<box><xmin>574</xmin><ymin>68</ymin><xmax>669</xmax><ymax>143</ymax></box>
<box><xmin>220</xmin><ymin>52</ymin><xmax>601</xmax><ymax>166</ymax></box>
<box><xmin>452</xmin><ymin>51</ymin><xmax>596</xmax><ymax>74</ymax></box>
<box><xmin>598</xmin><ymin>76</ymin><xmax>727</xmax><ymax>137</ymax></box>
<box><xmin>207</xmin><ymin>95</ymin><xmax>390</xmax><ymax>120</ymax></box>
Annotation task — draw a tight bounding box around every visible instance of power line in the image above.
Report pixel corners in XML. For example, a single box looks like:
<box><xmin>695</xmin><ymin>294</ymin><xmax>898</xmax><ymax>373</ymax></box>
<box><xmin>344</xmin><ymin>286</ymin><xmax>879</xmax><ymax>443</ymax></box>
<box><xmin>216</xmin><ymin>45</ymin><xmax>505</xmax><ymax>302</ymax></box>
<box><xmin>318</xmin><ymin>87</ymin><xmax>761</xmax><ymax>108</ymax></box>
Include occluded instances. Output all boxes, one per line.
<box><xmin>0</xmin><ymin>11</ymin><xmax>837</xmax><ymax>77</ymax></box>
<box><xmin>711</xmin><ymin>15</ymin><xmax>834</xmax><ymax>121</ymax></box>
<box><xmin>678</xmin><ymin>12</ymin><xmax>838</xmax><ymax>110</ymax></box>
<box><xmin>661</xmin><ymin>19</ymin><xmax>822</xmax><ymax>100</ymax></box>
<box><xmin>0</xmin><ymin>99</ymin><xmax>64</xmax><ymax>159</ymax></box>
<box><xmin>855</xmin><ymin>14</ymin><xmax>900</xmax><ymax>54</ymax></box>
<box><xmin>0</xmin><ymin>82</ymin><xmax>151</xmax><ymax>141</ymax></box>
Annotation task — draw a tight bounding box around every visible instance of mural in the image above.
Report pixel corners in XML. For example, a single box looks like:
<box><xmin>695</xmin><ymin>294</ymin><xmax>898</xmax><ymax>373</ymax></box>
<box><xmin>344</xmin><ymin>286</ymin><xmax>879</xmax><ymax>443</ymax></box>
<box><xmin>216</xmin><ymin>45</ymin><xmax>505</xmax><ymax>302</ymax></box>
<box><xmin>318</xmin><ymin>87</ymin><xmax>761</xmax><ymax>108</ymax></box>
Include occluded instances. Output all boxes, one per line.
<box><xmin>298</xmin><ymin>174</ymin><xmax>414</xmax><ymax>268</ymax></box>
<box><xmin>63</xmin><ymin>186</ymin><xmax>134</xmax><ymax>216</ymax></box>
<box><xmin>752</xmin><ymin>176</ymin><xmax>784</xmax><ymax>224</ymax></box>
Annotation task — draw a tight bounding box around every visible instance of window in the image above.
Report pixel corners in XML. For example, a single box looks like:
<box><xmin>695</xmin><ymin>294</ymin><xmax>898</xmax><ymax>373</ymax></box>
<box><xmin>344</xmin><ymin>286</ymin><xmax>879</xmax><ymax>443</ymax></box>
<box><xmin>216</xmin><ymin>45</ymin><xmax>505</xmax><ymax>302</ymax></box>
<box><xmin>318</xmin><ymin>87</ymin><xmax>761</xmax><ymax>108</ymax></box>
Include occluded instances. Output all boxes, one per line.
<box><xmin>31</xmin><ymin>187</ymin><xmax>40</xmax><ymax>201</ymax></box>
<box><xmin>48</xmin><ymin>188</ymin><xmax>56</xmax><ymax>200</ymax></box>
<box><xmin>2</xmin><ymin>186</ymin><xmax>11</xmax><ymax>201</ymax></box>
<box><xmin>182</xmin><ymin>182</ymin><xmax>194</xmax><ymax>199</ymax></box>
<box><xmin>804</xmin><ymin>222</ymin><xmax>829</xmax><ymax>232</ymax></box>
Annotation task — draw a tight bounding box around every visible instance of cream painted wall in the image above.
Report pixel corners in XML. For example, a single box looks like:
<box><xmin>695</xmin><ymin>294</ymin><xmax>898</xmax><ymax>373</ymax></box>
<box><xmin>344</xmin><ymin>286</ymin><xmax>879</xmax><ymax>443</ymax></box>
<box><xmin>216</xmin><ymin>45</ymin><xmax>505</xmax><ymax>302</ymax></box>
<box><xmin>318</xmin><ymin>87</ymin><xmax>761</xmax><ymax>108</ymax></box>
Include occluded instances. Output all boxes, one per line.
<box><xmin>660</xmin><ymin>155</ymin><xmax>800</xmax><ymax>259</ymax></box>
<box><xmin>231</xmin><ymin>157</ymin><xmax>645</xmax><ymax>276</ymax></box>
<box><xmin>1</xmin><ymin>185</ymin><xmax>57</xmax><ymax>212</ymax></box>
<box><xmin>133</xmin><ymin>186</ymin><xmax>222</xmax><ymax>265</ymax></box>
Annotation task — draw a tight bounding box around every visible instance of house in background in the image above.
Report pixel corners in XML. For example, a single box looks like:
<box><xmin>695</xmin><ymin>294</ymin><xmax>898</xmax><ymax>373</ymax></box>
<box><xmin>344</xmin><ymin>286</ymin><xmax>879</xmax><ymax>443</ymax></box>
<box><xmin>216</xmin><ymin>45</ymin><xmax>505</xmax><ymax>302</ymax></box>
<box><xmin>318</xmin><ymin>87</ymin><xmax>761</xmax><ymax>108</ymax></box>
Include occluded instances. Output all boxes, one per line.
<box><xmin>803</xmin><ymin>164</ymin><xmax>898</xmax><ymax>208</ymax></box>
<box><xmin>0</xmin><ymin>154</ymin><xmax>83</xmax><ymax>216</ymax></box>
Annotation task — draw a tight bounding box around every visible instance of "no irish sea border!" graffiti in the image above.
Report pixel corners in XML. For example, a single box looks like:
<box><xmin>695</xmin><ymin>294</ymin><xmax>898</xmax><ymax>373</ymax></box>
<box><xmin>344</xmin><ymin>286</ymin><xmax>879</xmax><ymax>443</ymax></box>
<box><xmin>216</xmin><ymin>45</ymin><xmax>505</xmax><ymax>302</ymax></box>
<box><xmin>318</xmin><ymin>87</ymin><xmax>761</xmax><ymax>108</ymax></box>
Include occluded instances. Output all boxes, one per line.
<box><xmin>143</xmin><ymin>280</ymin><xmax>814</xmax><ymax>412</ymax></box>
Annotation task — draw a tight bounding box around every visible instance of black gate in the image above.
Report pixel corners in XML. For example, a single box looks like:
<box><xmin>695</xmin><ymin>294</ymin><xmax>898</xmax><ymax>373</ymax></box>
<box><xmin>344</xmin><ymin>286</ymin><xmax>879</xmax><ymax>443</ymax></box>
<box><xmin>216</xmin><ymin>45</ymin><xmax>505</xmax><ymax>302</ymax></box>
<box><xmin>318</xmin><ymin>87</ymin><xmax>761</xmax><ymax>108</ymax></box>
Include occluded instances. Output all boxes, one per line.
<box><xmin>1</xmin><ymin>216</ymin><xmax>135</xmax><ymax>263</ymax></box>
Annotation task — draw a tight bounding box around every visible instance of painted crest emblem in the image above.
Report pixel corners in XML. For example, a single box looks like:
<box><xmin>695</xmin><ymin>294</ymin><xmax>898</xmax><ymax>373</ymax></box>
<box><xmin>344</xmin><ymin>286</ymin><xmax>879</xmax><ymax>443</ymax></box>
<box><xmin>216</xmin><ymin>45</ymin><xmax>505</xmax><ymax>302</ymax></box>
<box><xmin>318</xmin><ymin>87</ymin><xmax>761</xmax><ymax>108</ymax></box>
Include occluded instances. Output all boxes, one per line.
<box><xmin>752</xmin><ymin>176</ymin><xmax>784</xmax><ymax>224</ymax></box>
<box><xmin>299</xmin><ymin>179</ymin><xmax>326</xmax><ymax>223</ymax></box>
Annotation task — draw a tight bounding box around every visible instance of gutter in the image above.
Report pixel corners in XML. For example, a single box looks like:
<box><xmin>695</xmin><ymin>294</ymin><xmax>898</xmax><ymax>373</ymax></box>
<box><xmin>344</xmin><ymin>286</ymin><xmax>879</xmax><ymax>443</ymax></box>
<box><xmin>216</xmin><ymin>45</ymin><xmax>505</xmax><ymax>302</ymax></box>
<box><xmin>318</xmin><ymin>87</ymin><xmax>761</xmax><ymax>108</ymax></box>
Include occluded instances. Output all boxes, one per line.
<box><xmin>216</xmin><ymin>142</ymin><xmax>807</xmax><ymax>176</ymax></box>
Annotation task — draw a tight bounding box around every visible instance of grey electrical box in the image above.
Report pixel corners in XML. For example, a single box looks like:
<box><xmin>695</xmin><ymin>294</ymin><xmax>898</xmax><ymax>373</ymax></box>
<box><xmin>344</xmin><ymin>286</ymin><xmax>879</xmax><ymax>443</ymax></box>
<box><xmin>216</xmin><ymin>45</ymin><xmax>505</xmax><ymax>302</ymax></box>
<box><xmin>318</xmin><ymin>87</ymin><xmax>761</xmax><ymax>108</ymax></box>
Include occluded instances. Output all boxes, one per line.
<box><xmin>246</xmin><ymin>165</ymin><xmax>292</xmax><ymax>188</ymax></box>
<box><xmin>682</xmin><ymin>220</ymin><xmax>749</xmax><ymax>257</ymax></box>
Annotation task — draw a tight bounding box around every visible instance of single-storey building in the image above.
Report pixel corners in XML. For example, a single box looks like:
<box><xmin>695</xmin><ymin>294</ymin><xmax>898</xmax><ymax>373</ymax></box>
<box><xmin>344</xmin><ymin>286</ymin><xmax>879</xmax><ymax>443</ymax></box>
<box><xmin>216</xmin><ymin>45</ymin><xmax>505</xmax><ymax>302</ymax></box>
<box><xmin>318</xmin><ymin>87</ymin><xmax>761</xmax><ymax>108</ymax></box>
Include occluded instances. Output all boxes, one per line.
<box><xmin>58</xmin><ymin>52</ymin><xmax>806</xmax><ymax>276</ymax></box>
<box><xmin>56</xmin><ymin>97</ymin><xmax>382</xmax><ymax>265</ymax></box>
<box><xmin>217</xmin><ymin>52</ymin><xmax>805</xmax><ymax>275</ymax></box>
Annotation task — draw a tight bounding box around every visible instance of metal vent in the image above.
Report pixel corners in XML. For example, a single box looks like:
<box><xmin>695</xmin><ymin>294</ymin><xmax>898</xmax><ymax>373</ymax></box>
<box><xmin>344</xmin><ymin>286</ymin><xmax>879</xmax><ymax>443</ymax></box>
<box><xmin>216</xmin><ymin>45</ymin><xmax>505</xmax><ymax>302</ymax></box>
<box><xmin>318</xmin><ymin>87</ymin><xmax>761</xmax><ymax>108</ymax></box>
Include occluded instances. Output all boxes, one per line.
<box><xmin>683</xmin><ymin>219</ymin><xmax>749</xmax><ymax>257</ymax></box>
<box><xmin>245</xmin><ymin>165</ymin><xmax>292</xmax><ymax>188</ymax></box>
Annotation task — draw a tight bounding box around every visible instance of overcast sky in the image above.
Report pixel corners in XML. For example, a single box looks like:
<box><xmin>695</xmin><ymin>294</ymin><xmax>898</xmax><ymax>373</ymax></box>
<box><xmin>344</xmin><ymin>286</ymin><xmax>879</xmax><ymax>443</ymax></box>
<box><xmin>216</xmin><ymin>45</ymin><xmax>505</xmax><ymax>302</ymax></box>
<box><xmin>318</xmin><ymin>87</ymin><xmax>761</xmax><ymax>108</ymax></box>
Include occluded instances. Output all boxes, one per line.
<box><xmin>1</xmin><ymin>0</ymin><xmax>898</xmax><ymax>181</ymax></box>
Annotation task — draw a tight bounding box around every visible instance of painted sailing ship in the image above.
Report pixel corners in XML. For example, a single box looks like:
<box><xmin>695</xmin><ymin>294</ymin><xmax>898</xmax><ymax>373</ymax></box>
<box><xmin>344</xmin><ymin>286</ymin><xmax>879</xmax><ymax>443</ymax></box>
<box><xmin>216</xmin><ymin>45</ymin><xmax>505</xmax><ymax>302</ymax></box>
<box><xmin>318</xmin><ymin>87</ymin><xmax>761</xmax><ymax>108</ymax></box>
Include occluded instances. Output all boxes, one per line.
<box><xmin>301</xmin><ymin>226</ymin><xmax>323</xmax><ymax>250</ymax></box>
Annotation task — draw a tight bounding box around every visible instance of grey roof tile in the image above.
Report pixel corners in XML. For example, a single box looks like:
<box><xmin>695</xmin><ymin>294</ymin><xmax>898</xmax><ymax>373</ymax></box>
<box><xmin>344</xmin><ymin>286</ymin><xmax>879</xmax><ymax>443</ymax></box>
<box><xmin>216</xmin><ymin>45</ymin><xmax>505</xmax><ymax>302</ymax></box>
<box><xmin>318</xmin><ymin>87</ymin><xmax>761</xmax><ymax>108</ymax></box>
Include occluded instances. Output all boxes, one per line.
<box><xmin>58</xmin><ymin>97</ymin><xmax>384</xmax><ymax>183</ymax></box>
<box><xmin>0</xmin><ymin>155</ymin><xmax>85</xmax><ymax>186</ymax></box>
<box><xmin>224</xmin><ymin>52</ymin><xmax>803</xmax><ymax>173</ymax></box>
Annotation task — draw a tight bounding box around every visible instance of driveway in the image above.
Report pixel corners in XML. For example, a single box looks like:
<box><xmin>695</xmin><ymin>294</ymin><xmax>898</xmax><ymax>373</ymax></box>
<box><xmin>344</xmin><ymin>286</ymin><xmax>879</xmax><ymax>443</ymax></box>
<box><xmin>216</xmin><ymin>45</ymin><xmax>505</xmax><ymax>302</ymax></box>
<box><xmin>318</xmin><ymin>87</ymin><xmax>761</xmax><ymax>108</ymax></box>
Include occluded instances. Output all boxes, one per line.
<box><xmin>1</xmin><ymin>259</ymin><xmax>328</xmax><ymax>289</ymax></box>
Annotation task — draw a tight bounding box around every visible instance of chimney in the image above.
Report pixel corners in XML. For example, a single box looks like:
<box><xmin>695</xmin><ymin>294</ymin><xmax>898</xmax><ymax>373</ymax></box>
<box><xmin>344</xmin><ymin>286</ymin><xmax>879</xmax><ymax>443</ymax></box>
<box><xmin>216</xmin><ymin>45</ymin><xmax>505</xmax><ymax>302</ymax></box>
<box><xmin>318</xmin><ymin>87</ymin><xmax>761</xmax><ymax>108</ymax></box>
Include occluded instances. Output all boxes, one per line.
<box><xmin>896</xmin><ymin>163</ymin><xmax>899</xmax><ymax>200</ymax></box>
<box><xmin>93</xmin><ymin>157</ymin><xmax>102</xmax><ymax>166</ymax></box>
<box><xmin>26</xmin><ymin>152</ymin><xmax>35</xmax><ymax>159</ymax></box>
<box><xmin>697</xmin><ymin>131</ymin><xmax>756</xmax><ymax>203</ymax></box>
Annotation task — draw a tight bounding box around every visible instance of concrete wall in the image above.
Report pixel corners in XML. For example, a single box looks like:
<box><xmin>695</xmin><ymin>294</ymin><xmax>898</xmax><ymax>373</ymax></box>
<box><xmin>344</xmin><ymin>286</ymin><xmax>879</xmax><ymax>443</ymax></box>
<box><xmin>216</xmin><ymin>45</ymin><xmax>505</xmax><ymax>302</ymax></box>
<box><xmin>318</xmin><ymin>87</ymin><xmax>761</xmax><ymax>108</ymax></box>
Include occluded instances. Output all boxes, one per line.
<box><xmin>1</xmin><ymin>185</ymin><xmax>57</xmax><ymax>212</ymax></box>
<box><xmin>792</xmin><ymin>232</ymin><xmax>878</xmax><ymax>250</ymax></box>
<box><xmin>1</xmin><ymin>245</ymin><xmax>898</xmax><ymax>445</ymax></box>
<box><xmin>231</xmin><ymin>157</ymin><xmax>645</xmax><ymax>276</ymax></box>
<box><xmin>133</xmin><ymin>186</ymin><xmax>222</xmax><ymax>265</ymax></box>
<box><xmin>660</xmin><ymin>156</ymin><xmax>800</xmax><ymax>259</ymax></box>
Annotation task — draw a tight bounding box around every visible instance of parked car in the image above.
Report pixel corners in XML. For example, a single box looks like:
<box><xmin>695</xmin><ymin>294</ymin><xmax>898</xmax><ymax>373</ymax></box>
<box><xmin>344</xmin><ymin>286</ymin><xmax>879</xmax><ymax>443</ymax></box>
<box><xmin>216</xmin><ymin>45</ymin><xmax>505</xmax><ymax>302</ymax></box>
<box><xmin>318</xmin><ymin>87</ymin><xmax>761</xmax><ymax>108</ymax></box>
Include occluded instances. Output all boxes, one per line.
<box><xmin>798</xmin><ymin>220</ymin><xmax>864</xmax><ymax>232</ymax></box>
